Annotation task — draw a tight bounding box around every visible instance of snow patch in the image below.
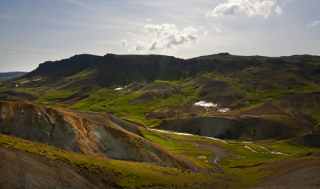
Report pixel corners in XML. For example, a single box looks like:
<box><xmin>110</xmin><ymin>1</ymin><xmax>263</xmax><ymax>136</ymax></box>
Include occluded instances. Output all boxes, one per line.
<box><xmin>20</xmin><ymin>80</ymin><xmax>29</xmax><ymax>84</ymax></box>
<box><xmin>149</xmin><ymin>129</ymin><xmax>194</xmax><ymax>136</ymax></box>
<box><xmin>217</xmin><ymin>108</ymin><xmax>230</xmax><ymax>113</ymax></box>
<box><xmin>114</xmin><ymin>87</ymin><xmax>123</xmax><ymax>91</ymax></box>
<box><xmin>193</xmin><ymin>101</ymin><xmax>217</xmax><ymax>109</ymax></box>
<box><xmin>32</xmin><ymin>78</ymin><xmax>41</xmax><ymax>81</ymax></box>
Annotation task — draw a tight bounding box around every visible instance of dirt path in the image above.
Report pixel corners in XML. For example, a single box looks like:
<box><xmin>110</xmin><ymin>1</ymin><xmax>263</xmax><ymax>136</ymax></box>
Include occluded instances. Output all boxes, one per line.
<box><xmin>186</xmin><ymin>140</ymin><xmax>237</xmax><ymax>170</ymax></box>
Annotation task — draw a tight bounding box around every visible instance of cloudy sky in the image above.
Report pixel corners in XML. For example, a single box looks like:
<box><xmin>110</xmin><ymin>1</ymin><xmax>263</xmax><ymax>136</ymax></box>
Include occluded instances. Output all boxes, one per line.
<box><xmin>0</xmin><ymin>0</ymin><xmax>319</xmax><ymax>72</ymax></box>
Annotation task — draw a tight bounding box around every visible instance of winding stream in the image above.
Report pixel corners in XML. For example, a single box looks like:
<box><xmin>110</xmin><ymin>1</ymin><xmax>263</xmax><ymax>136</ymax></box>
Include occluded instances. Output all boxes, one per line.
<box><xmin>149</xmin><ymin>128</ymin><xmax>288</xmax><ymax>155</ymax></box>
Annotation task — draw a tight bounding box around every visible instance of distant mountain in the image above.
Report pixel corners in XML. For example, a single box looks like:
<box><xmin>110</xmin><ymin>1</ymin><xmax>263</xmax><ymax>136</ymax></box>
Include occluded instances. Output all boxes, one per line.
<box><xmin>2</xmin><ymin>53</ymin><xmax>320</xmax><ymax>134</ymax></box>
<box><xmin>0</xmin><ymin>71</ymin><xmax>27</xmax><ymax>81</ymax></box>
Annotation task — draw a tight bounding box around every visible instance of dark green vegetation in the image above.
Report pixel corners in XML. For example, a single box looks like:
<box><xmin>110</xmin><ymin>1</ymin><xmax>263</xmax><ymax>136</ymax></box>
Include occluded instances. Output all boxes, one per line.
<box><xmin>1</xmin><ymin>53</ymin><xmax>320</xmax><ymax>188</ymax></box>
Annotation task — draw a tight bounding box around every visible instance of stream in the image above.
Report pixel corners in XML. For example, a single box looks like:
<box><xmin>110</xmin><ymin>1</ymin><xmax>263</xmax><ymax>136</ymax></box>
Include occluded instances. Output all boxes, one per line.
<box><xmin>149</xmin><ymin>128</ymin><xmax>288</xmax><ymax>155</ymax></box>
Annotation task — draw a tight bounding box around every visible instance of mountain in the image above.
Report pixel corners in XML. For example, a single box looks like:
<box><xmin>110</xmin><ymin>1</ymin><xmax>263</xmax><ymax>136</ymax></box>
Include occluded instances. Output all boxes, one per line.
<box><xmin>3</xmin><ymin>53</ymin><xmax>320</xmax><ymax>128</ymax></box>
<box><xmin>0</xmin><ymin>72</ymin><xmax>27</xmax><ymax>81</ymax></box>
<box><xmin>1</xmin><ymin>53</ymin><xmax>320</xmax><ymax>188</ymax></box>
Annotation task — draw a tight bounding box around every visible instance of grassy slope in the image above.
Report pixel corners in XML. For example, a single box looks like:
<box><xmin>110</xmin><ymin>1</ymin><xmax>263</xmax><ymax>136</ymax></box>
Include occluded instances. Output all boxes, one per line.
<box><xmin>1</xmin><ymin>131</ymin><xmax>318</xmax><ymax>188</ymax></box>
<box><xmin>0</xmin><ymin>134</ymin><xmax>235</xmax><ymax>188</ymax></box>
<box><xmin>147</xmin><ymin>130</ymin><xmax>320</xmax><ymax>188</ymax></box>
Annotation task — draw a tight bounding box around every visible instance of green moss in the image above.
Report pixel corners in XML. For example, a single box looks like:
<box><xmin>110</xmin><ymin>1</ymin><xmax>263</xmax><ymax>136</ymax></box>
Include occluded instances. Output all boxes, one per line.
<box><xmin>67</xmin><ymin>69</ymin><xmax>96</xmax><ymax>79</ymax></box>
<box><xmin>181</xmin><ymin>87</ymin><xmax>196</xmax><ymax>96</ymax></box>
<box><xmin>142</xmin><ymin>130</ymin><xmax>216</xmax><ymax>169</ymax></box>
<box><xmin>262</xmin><ymin>114</ymin><xmax>291</xmax><ymax>120</ymax></box>
<box><xmin>256</xmin><ymin>140</ymin><xmax>320</xmax><ymax>154</ymax></box>
<box><xmin>35</xmin><ymin>89</ymin><xmax>80</xmax><ymax>104</ymax></box>
<box><xmin>154</xmin><ymin>79</ymin><xmax>180</xmax><ymax>87</ymax></box>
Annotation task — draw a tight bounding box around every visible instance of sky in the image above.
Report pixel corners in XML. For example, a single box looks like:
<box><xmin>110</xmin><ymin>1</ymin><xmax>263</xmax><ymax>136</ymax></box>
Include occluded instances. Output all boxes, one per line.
<box><xmin>0</xmin><ymin>0</ymin><xmax>319</xmax><ymax>72</ymax></box>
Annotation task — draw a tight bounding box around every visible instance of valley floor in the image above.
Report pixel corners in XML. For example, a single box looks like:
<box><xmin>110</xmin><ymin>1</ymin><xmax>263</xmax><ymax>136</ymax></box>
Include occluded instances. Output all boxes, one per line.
<box><xmin>1</xmin><ymin>126</ymin><xmax>320</xmax><ymax>188</ymax></box>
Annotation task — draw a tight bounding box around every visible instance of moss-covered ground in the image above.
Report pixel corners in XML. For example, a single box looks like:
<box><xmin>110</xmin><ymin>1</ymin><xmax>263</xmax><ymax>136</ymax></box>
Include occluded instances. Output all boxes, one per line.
<box><xmin>146</xmin><ymin>130</ymin><xmax>320</xmax><ymax>188</ymax></box>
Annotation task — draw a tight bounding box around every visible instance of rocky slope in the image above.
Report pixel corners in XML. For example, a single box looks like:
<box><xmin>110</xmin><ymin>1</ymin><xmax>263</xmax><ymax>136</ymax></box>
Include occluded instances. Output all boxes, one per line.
<box><xmin>0</xmin><ymin>100</ymin><xmax>192</xmax><ymax>169</ymax></box>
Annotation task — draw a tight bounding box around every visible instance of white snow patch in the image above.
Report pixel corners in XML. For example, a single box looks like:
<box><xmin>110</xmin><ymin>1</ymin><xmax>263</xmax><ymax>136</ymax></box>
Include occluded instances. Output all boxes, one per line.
<box><xmin>198</xmin><ymin>155</ymin><xmax>206</xmax><ymax>159</ymax></box>
<box><xmin>270</xmin><ymin>150</ymin><xmax>288</xmax><ymax>155</ymax></box>
<box><xmin>217</xmin><ymin>108</ymin><xmax>230</xmax><ymax>113</ymax></box>
<box><xmin>149</xmin><ymin>129</ymin><xmax>194</xmax><ymax>136</ymax></box>
<box><xmin>16</xmin><ymin>84</ymin><xmax>18</xmax><ymax>87</ymax></box>
<box><xmin>194</xmin><ymin>101</ymin><xmax>217</xmax><ymax>109</ymax></box>
<box><xmin>32</xmin><ymin>78</ymin><xmax>41</xmax><ymax>81</ymax></box>
<box><xmin>20</xmin><ymin>80</ymin><xmax>29</xmax><ymax>84</ymax></box>
<box><xmin>114</xmin><ymin>87</ymin><xmax>123</xmax><ymax>91</ymax></box>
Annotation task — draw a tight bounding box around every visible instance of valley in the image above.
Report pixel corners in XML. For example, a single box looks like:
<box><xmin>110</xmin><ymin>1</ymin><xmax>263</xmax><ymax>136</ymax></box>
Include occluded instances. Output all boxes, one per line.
<box><xmin>0</xmin><ymin>53</ymin><xmax>320</xmax><ymax>188</ymax></box>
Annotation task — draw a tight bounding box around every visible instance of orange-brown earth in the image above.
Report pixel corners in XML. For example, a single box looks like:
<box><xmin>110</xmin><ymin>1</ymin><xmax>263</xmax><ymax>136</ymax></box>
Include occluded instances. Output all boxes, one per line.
<box><xmin>0</xmin><ymin>100</ymin><xmax>193</xmax><ymax>169</ymax></box>
<box><xmin>253</xmin><ymin>151</ymin><xmax>320</xmax><ymax>188</ymax></box>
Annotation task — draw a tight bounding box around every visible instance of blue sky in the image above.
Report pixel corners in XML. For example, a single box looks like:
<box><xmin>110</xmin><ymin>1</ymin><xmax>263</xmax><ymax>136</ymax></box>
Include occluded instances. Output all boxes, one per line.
<box><xmin>0</xmin><ymin>0</ymin><xmax>319</xmax><ymax>72</ymax></box>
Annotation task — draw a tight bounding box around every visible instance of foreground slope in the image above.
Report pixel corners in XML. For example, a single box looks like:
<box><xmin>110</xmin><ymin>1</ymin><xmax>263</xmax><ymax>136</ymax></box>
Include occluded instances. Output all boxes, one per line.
<box><xmin>1</xmin><ymin>129</ymin><xmax>319</xmax><ymax>189</ymax></box>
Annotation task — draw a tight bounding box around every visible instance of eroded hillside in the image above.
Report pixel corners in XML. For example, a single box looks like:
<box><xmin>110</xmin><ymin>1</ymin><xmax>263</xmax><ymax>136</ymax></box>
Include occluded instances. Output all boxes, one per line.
<box><xmin>0</xmin><ymin>100</ymin><xmax>193</xmax><ymax>169</ymax></box>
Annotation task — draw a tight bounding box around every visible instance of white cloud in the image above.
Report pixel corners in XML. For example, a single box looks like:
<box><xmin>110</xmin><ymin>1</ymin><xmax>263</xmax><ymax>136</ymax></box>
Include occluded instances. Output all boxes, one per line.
<box><xmin>206</xmin><ymin>0</ymin><xmax>277</xmax><ymax>19</ymax></box>
<box><xmin>212</xmin><ymin>25</ymin><xmax>222</xmax><ymax>33</ymax></box>
<box><xmin>308</xmin><ymin>21</ymin><xmax>320</xmax><ymax>28</ymax></box>
<box><xmin>274</xmin><ymin>5</ymin><xmax>283</xmax><ymax>15</ymax></box>
<box><xmin>122</xmin><ymin>23</ymin><xmax>202</xmax><ymax>55</ymax></box>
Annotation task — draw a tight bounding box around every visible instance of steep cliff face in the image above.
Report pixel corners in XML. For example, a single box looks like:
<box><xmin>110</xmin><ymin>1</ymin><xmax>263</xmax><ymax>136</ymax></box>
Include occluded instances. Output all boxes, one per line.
<box><xmin>92</xmin><ymin>54</ymin><xmax>186</xmax><ymax>87</ymax></box>
<box><xmin>24</xmin><ymin>54</ymin><xmax>101</xmax><ymax>78</ymax></box>
<box><xmin>156</xmin><ymin>115</ymin><xmax>313</xmax><ymax>140</ymax></box>
<box><xmin>0</xmin><ymin>100</ymin><xmax>192</xmax><ymax>169</ymax></box>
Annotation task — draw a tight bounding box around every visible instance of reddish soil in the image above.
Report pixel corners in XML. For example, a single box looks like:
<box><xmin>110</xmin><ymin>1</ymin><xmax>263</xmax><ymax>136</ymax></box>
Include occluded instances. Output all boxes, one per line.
<box><xmin>145</xmin><ymin>106</ymin><xmax>190</xmax><ymax>120</ymax></box>
<box><xmin>238</xmin><ymin>104</ymin><xmax>286</xmax><ymax>116</ymax></box>
<box><xmin>256</xmin><ymin>152</ymin><xmax>320</xmax><ymax>187</ymax></box>
<box><xmin>0</xmin><ymin>147</ymin><xmax>110</xmax><ymax>189</ymax></box>
<box><xmin>214</xmin><ymin>96</ymin><xmax>236</xmax><ymax>108</ymax></box>
<box><xmin>256</xmin><ymin>83</ymin><xmax>270</xmax><ymax>91</ymax></box>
